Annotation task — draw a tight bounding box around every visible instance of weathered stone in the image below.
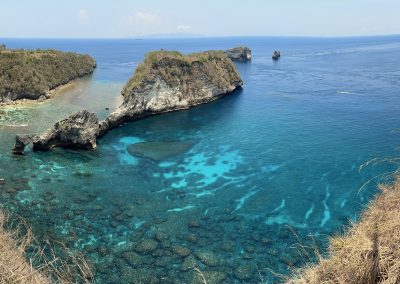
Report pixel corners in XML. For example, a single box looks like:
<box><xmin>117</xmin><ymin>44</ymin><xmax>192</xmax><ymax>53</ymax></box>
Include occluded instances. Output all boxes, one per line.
<box><xmin>180</xmin><ymin>255</ymin><xmax>198</xmax><ymax>271</ymax></box>
<box><xmin>122</xmin><ymin>251</ymin><xmax>142</xmax><ymax>266</ymax></box>
<box><xmin>195</xmin><ymin>250</ymin><xmax>219</xmax><ymax>266</ymax></box>
<box><xmin>32</xmin><ymin>110</ymin><xmax>99</xmax><ymax>151</ymax></box>
<box><xmin>100</xmin><ymin>50</ymin><xmax>243</xmax><ymax>136</ymax></box>
<box><xmin>135</xmin><ymin>239</ymin><xmax>158</xmax><ymax>254</ymax></box>
<box><xmin>12</xmin><ymin>134</ymin><xmax>36</xmax><ymax>155</ymax></box>
<box><xmin>234</xmin><ymin>264</ymin><xmax>255</xmax><ymax>281</ymax></box>
<box><xmin>172</xmin><ymin>245</ymin><xmax>192</xmax><ymax>258</ymax></box>
<box><xmin>225</xmin><ymin>46</ymin><xmax>252</xmax><ymax>62</ymax></box>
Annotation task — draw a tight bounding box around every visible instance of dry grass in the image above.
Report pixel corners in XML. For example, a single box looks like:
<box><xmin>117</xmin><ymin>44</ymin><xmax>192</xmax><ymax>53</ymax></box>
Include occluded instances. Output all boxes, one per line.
<box><xmin>289</xmin><ymin>178</ymin><xmax>400</xmax><ymax>284</ymax></box>
<box><xmin>0</xmin><ymin>211</ymin><xmax>94</xmax><ymax>284</ymax></box>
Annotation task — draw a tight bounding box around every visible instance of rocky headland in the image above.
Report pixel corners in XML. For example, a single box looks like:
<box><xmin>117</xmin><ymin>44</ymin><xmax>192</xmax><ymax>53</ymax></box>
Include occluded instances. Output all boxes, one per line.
<box><xmin>14</xmin><ymin>50</ymin><xmax>243</xmax><ymax>152</ymax></box>
<box><xmin>100</xmin><ymin>50</ymin><xmax>243</xmax><ymax>136</ymax></box>
<box><xmin>0</xmin><ymin>47</ymin><xmax>96</xmax><ymax>103</ymax></box>
<box><xmin>225</xmin><ymin>47</ymin><xmax>252</xmax><ymax>62</ymax></box>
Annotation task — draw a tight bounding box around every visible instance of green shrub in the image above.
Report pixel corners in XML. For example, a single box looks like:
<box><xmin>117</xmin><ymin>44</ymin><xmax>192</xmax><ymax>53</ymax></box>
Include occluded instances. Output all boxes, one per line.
<box><xmin>0</xmin><ymin>49</ymin><xmax>96</xmax><ymax>101</ymax></box>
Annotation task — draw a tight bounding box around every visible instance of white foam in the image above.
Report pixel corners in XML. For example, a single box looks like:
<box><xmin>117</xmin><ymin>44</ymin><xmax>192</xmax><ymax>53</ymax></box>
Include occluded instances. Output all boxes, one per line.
<box><xmin>320</xmin><ymin>185</ymin><xmax>331</xmax><ymax>227</ymax></box>
<box><xmin>304</xmin><ymin>204</ymin><xmax>315</xmax><ymax>220</ymax></box>
<box><xmin>232</xmin><ymin>190</ymin><xmax>259</xmax><ymax>213</ymax></box>
<box><xmin>167</xmin><ymin>205</ymin><xmax>195</xmax><ymax>212</ymax></box>
<box><xmin>271</xmin><ymin>199</ymin><xmax>286</xmax><ymax>213</ymax></box>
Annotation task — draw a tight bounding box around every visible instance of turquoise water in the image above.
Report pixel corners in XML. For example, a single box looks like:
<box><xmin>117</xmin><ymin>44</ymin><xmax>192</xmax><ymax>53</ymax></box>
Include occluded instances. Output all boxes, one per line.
<box><xmin>0</xmin><ymin>36</ymin><xmax>400</xmax><ymax>283</ymax></box>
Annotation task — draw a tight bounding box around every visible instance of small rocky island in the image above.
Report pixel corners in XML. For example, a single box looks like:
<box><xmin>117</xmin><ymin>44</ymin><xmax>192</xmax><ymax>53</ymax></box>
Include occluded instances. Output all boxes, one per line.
<box><xmin>14</xmin><ymin>50</ymin><xmax>243</xmax><ymax>153</ymax></box>
<box><xmin>0</xmin><ymin>47</ymin><xmax>96</xmax><ymax>103</ymax></box>
<box><xmin>272</xmin><ymin>50</ymin><xmax>281</xmax><ymax>61</ymax></box>
<box><xmin>225</xmin><ymin>47</ymin><xmax>252</xmax><ymax>62</ymax></box>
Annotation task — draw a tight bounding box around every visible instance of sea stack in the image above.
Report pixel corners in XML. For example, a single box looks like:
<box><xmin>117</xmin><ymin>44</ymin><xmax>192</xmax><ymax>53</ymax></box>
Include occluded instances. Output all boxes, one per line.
<box><xmin>0</xmin><ymin>48</ymin><xmax>96</xmax><ymax>103</ymax></box>
<box><xmin>14</xmin><ymin>50</ymin><xmax>243</xmax><ymax>152</ymax></box>
<box><xmin>225</xmin><ymin>47</ymin><xmax>252</xmax><ymax>62</ymax></box>
<box><xmin>272</xmin><ymin>50</ymin><xmax>281</xmax><ymax>61</ymax></box>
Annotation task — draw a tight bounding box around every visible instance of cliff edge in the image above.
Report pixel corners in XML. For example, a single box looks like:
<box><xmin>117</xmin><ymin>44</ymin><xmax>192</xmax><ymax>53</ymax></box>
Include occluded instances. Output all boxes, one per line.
<box><xmin>100</xmin><ymin>50</ymin><xmax>243</xmax><ymax>135</ymax></box>
<box><xmin>14</xmin><ymin>50</ymin><xmax>243</xmax><ymax>152</ymax></box>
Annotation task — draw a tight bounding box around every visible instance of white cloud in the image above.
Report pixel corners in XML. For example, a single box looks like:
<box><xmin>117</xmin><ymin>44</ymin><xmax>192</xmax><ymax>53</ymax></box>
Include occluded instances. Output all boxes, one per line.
<box><xmin>177</xmin><ymin>25</ymin><xmax>192</xmax><ymax>31</ymax></box>
<box><xmin>124</xmin><ymin>12</ymin><xmax>158</xmax><ymax>25</ymax></box>
<box><xmin>78</xmin><ymin>9</ymin><xmax>89</xmax><ymax>22</ymax></box>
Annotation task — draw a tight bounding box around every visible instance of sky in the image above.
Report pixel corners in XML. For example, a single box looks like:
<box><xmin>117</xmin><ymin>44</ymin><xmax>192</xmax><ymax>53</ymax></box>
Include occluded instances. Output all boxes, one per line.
<box><xmin>1</xmin><ymin>0</ymin><xmax>399</xmax><ymax>38</ymax></box>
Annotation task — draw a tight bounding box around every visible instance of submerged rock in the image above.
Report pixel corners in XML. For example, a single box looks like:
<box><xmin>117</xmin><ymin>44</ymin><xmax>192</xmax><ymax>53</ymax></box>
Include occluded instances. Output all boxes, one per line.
<box><xmin>272</xmin><ymin>50</ymin><xmax>281</xmax><ymax>61</ymax></box>
<box><xmin>134</xmin><ymin>239</ymin><xmax>158</xmax><ymax>254</ymax></box>
<box><xmin>127</xmin><ymin>141</ymin><xmax>194</xmax><ymax>161</ymax></box>
<box><xmin>195</xmin><ymin>250</ymin><xmax>219</xmax><ymax>266</ymax></box>
<box><xmin>100</xmin><ymin>50</ymin><xmax>243</xmax><ymax>135</ymax></box>
<box><xmin>32</xmin><ymin>110</ymin><xmax>99</xmax><ymax>151</ymax></box>
<box><xmin>225</xmin><ymin>46</ymin><xmax>252</xmax><ymax>62</ymax></box>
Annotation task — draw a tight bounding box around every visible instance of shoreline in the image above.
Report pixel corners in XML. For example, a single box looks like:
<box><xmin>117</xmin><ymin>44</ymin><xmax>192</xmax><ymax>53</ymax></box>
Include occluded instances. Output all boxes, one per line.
<box><xmin>0</xmin><ymin>79</ymin><xmax>81</xmax><ymax>108</ymax></box>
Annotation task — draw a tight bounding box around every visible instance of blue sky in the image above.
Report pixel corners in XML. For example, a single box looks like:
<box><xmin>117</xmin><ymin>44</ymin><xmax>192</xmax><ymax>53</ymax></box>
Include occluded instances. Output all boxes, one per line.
<box><xmin>1</xmin><ymin>0</ymin><xmax>399</xmax><ymax>38</ymax></box>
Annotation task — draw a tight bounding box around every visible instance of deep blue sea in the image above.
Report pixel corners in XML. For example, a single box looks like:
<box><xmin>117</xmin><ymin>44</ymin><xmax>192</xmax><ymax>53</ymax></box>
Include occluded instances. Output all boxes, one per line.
<box><xmin>1</xmin><ymin>36</ymin><xmax>400</xmax><ymax>283</ymax></box>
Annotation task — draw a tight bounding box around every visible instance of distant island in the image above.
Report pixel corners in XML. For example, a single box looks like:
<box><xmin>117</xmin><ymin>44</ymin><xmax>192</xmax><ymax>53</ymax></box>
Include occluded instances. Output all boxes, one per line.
<box><xmin>0</xmin><ymin>46</ymin><xmax>96</xmax><ymax>103</ymax></box>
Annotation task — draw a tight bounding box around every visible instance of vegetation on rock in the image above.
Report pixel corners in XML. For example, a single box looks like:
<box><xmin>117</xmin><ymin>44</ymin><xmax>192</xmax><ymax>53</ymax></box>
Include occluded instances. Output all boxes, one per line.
<box><xmin>0</xmin><ymin>48</ymin><xmax>96</xmax><ymax>102</ymax></box>
<box><xmin>122</xmin><ymin>50</ymin><xmax>242</xmax><ymax>98</ymax></box>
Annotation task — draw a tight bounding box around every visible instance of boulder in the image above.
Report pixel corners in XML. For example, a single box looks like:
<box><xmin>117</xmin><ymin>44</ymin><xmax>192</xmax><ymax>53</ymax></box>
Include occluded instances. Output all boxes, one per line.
<box><xmin>32</xmin><ymin>110</ymin><xmax>99</xmax><ymax>151</ymax></box>
<box><xmin>225</xmin><ymin>47</ymin><xmax>252</xmax><ymax>62</ymax></box>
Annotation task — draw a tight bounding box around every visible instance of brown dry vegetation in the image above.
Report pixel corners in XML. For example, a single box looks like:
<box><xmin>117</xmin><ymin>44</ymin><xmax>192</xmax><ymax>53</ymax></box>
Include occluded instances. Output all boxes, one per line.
<box><xmin>289</xmin><ymin>178</ymin><xmax>400</xmax><ymax>284</ymax></box>
<box><xmin>0</xmin><ymin>211</ymin><xmax>93</xmax><ymax>284</ymax></box>
<box><xmin>0</xmin><ymin>211</ymin><xmax>51</xmax><ymax>284</ymax></box>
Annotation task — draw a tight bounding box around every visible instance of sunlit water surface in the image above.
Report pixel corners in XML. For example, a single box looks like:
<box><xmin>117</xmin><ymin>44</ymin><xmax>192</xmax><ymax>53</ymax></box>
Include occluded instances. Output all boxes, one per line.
<box><xmin>0</xmin><ymin>36</ymin><xmax>400</xmax><ymax>283</ymax></box>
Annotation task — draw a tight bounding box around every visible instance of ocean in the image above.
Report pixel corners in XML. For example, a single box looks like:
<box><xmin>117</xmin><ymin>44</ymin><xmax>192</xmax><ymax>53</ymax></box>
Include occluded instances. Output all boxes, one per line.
<box><xmin>1</xmin><ymin>36</ymin><xmax>400</xmax><ymax>283</ymax></box>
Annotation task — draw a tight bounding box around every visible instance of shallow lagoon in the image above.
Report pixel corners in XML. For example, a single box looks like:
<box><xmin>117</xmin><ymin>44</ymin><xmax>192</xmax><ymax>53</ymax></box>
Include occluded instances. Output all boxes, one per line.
<box><xmin>0</xmin><ymin>36</ymin><xmax>400</xmax><ymax>283</ymax></box>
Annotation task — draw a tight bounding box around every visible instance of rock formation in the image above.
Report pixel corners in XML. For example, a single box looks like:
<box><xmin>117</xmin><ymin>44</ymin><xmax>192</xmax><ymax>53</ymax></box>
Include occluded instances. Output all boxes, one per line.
<box><xmin>13</xmin><ymin>110</ymin><xmax>99</xmax><ymax>153</ymax></box>
<box><xmin>272</xmin><ymin>50</ymin><xmax>281</xmax><ymax>61</ymax></box>
<box><xmin>0</xmin><ymin>49</ymin><xmax>96</xmax><ymax>102</ymax></box>
<box><xmin>33</xmin><ymin>110</ymin><xmax>99</xmax><ymax>151</ymax></box>
<box><xmin>99</xmin><ymin>50</ymin><xmax>243</xmax><ymax>136</ymax></box>
<box><xmin>225</xmin><ymin>47</ymin><xmax>251</xmax><ymax>62</ymax></box>
<box><xmin>12</xmin><ymin>134</ymin><xmax>36</xmax><ymax>155</ymax></box>
<box><xmin>14</xmin><ymin>50</ymin><xmax>243</xmax><ymax>152</ymax></box>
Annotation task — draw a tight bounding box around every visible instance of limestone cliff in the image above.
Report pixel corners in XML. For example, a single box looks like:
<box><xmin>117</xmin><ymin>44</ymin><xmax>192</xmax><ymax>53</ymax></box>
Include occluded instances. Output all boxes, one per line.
<box><xmin>225</xmin><ymin>47</ymin><xmax>252</xmax><ymax>62</ymax></box>
<box><xmin>0</xmin><ymin>49</ymin><xmax>96</xmax><ymax>102</ymax></box>
<box><xmin>14</xmin><ymin>50</ymin><xmax>243</xmax><ymax>152</ymax></box>
<box><xmin>100</xmin><ymin>50</ymin><xmax>243</xmax><ymax>135</ymax></box>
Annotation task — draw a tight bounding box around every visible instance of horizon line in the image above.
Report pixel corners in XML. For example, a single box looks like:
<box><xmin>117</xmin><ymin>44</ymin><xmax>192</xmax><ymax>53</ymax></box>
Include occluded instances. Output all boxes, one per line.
<box><xmin>1</xmin><ymin>33</ymin><xmax>400</xmax><ymax>40</ymax></box>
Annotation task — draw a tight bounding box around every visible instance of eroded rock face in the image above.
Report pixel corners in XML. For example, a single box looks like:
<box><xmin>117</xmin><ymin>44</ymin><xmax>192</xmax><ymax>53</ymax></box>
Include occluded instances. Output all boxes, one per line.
<box><xmin>32</xmin><ymin>110</ymin><xmax>99</xmax><ymax>151</ymax></box>
<box><xmin>100</xmin><ymin>50</ymin><xmax>243</xmax><ymax>135</ymax></box>
<box><xmin>16</xmin><ymin>50</ymin><xmax>244</xmax><ymax>153</ymax></box>
<box><xmin>225</xmin><ymin>47</ymin><xmax>252</xmax><ymax>62</ymax></box>
<box><xmin>12</xmin><ymin>134</ymin><xmax>36</xmax><ymax>155</ymax></box>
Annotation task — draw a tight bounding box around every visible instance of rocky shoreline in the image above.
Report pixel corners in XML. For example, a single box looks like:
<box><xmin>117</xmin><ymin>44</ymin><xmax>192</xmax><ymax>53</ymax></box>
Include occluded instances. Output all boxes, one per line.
<box><xmin>14</xmin><ymin>49</ymin><xmax>243</xmax><ymax>153</ymax></box>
